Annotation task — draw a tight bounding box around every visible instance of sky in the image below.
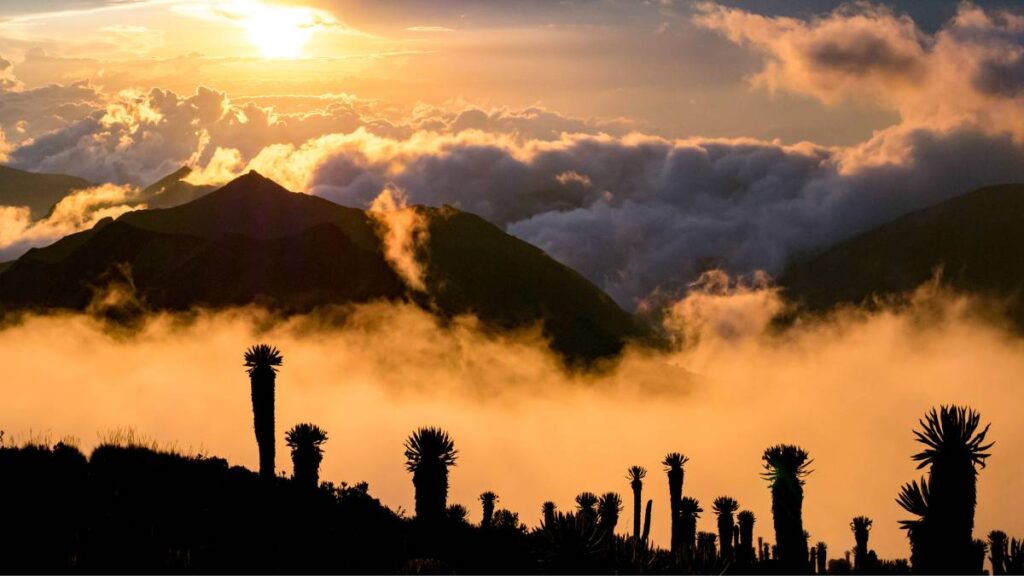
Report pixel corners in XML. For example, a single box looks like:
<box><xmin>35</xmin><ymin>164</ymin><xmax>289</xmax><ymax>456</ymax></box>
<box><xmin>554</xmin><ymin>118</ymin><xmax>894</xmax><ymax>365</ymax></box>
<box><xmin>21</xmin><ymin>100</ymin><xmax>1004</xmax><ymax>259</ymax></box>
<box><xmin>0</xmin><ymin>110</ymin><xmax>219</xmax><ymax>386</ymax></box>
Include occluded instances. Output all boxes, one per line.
<box><xmin>0</xmin><ymin>0</ymin><xmax>908</xmax><ymax>144</ymax></box>
<box><xmin>1</xmin><ymin>0</ymin><xmax>1024</xmax><ymax>305</ymax></box>
<box><xmin>1</xmin><ymin>0</ymin><xmax>1024</xmax><ymax>565</ymax></box>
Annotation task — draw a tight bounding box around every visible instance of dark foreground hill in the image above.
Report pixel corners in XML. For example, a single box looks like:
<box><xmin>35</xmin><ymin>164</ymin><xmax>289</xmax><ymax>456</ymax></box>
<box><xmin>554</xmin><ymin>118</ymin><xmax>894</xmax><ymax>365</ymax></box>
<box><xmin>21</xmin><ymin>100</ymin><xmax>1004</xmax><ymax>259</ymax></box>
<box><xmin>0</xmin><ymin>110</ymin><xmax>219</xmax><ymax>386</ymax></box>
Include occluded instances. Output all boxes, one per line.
<box><xmin>781</xmin><ymin>183</ymin><xmax>1024</xmax><ymax>325</ymax></box>
<box><xmin>0</xmin><ymin>171</ymin><xmax>645</xmax><ymax>364</ymax></box>
<box><xmin>0</xmin><ymin>440</ymin><xmax>683</xmax><ymax>574</ymax></box>
<box><xmin>0</xmin><ymin>442</ymin><xmax>474</xmax><ymax>573</ymax></box>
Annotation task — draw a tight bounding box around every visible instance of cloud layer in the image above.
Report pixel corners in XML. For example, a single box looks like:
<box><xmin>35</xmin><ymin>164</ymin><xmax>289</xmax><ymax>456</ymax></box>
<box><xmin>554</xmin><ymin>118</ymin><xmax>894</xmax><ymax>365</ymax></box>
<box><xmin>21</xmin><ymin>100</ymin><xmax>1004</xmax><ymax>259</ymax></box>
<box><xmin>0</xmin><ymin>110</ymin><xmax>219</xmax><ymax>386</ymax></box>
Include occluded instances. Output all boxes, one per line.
<box><xmin>693</xmin><ymin>2</ymin><xmax>1024</xmax><ymax>139</ymax></box>
<box><xmin>1</xmin><ymin>3</ymin><xmax>1023</xmax><ymax>307</ymax></box>
<box><xmin>1</xmin><ymin>284</ymin><xmax>1023</xmax><ymax>563</ymax></box>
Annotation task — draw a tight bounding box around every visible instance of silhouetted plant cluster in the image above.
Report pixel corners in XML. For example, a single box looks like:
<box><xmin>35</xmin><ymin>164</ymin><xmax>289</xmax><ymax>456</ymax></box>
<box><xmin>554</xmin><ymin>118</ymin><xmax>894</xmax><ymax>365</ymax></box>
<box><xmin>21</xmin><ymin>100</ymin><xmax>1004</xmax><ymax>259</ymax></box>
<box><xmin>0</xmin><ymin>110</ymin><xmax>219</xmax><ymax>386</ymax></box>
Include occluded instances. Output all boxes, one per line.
<box><xmin>0</xmin><ymin>344</ymin><xmax>1016</xmax><ymax>575</ymax></box>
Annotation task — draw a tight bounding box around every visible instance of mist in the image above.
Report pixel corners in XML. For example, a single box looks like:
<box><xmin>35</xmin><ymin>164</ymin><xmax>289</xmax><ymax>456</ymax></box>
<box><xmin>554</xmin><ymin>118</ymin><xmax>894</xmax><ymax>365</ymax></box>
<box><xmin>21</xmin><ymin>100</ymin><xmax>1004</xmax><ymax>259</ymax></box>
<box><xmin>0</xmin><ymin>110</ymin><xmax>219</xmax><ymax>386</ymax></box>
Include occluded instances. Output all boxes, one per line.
<box><xmin>1</xmin><ymin>285</ymin><xmax>1023</xmax><ymax>561</ymax></box>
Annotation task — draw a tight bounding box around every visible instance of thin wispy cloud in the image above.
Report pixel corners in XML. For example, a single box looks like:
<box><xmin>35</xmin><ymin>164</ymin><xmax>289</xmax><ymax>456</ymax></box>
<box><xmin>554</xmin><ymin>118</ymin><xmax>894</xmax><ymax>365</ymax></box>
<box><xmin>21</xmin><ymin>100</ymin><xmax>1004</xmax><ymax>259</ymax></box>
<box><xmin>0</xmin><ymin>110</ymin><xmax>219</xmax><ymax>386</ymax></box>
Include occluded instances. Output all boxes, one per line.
<box><xmin>405</xmin><ymin>26</ymin><xmax>456</xmax><ymax>33</ymax></box>
<box><xmin>0</xmin><ymin>0</ymin><xmax>164</xmax><ymax>22</ymax></box>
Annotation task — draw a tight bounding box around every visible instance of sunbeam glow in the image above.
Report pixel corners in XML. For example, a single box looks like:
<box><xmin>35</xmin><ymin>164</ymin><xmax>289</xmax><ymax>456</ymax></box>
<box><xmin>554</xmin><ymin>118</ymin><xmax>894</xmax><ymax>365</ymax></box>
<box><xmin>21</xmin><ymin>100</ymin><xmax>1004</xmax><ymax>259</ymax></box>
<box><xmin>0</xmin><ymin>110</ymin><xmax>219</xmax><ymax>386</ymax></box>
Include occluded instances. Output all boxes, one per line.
<box><xmin>178</xmin><ymin>0</ymin><xmax>336</xmax><ymax>59</ymax></box>
<box><xmin>243</xmin><ymin>3</ymin><xmax>316</xmax><ymax>59</ymax></box>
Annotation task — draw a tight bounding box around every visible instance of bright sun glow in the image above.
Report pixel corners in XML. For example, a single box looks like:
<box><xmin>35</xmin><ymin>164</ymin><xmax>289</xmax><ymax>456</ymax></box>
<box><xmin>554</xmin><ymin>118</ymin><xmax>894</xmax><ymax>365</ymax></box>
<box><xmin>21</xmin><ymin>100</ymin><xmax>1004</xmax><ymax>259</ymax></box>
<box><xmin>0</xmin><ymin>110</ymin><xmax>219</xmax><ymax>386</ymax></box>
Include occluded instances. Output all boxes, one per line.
<box><xmin>182</xmin><ymin>0</ymin><xmax>335</xmax><ymax>59</ymax></box>
<box><xmin>243</xmin><ymin>3</ymin><xmax>320</xmax><ymax>59</ymax></box>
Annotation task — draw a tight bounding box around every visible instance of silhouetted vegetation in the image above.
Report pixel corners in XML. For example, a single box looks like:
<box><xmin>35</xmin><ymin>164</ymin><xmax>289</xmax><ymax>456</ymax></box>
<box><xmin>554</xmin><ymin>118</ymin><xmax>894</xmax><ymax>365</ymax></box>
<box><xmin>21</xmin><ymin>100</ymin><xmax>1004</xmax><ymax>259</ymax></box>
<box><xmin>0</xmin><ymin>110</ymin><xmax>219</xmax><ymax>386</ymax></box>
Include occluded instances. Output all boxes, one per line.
<box><xmin>0</xmin><ymin>344</ymin><xmax>1015</xmax><ymax>574</ymax></box>
<box><xmin>628</xmin><ymin>465</ymin><xmax>647</xmax><ymax>544</ymax></box>
<box><xmin>897</xmin><ymin>405</ymin><xmax>994</xmax><ymax>574</ymax></box>
<box><xmin>737</xmin><ymin>510</ymin><xmax>756</xmax><ymax>570</ymax></box>
<box><xmin>663</xmin><ymin>452</ymin><xmax>688</xmax><ymax>562</ymax></box>
<box><xmin>851</xmin><ymin>516</ymin><xmax>874</xmax><ymax>573</ymax></box>
<box><xmin>679</xmin><ymin>496</ymin><xmax>702</xmax><ymax>567</ymax></box>
<box><xmin>244</xmin><ymin>343</ymin><xmax>282</xmax><ymax>480</ymax></box>
<box><xmin>286</xmin><ymin>422</ymin><xmax>328</xmax><ymax>491</ymax></box>
<box><xmin>762</xmin><ymin>444</ymin><xmax>811</xmax><ymax>573</ymax></box>
<box><xmin>405</xmin><ymin>426</ymin><xmax>458</xmax><ymax>530</ymax></box>
<box><xmin>480</xmin><ymin>491</ymin><xmax>498</xmax><ymax>530</ymax></box>
<box><xmin>713</xmin><ymin>496</ymin><xmax>739</xmax><ymax>565</ymax></box>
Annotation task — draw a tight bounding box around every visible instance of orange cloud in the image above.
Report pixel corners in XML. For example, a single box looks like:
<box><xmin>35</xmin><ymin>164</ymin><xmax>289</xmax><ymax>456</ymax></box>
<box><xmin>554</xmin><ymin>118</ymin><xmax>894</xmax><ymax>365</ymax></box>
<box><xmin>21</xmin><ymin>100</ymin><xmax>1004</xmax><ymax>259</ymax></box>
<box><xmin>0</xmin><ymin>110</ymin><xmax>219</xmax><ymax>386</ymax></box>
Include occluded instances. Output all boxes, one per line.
<box><xmin>695</xmin><ymin>2</ymin><xmax>1024</xmax><ymax>143</ymax></box>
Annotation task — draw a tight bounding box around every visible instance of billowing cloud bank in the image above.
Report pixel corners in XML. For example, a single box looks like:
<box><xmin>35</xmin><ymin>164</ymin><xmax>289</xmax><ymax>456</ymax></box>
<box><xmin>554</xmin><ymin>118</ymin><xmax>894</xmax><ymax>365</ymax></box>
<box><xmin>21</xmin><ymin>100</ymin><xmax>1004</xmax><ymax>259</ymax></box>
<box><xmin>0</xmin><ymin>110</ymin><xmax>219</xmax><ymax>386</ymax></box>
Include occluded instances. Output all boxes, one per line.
<box><xmin>692</xmin><ymin>1</ymin><xmax>1024</xmax><ymax>135</ymax></box>
<box><xmin>1</xmin><ymin>284</ymin><xmax>1023</xmax><ymax>561</ymax></box>
<box><xmin>1</xmin><ymin>3</ymin><xmax>1024</xmax><ymax>307</ymax></box>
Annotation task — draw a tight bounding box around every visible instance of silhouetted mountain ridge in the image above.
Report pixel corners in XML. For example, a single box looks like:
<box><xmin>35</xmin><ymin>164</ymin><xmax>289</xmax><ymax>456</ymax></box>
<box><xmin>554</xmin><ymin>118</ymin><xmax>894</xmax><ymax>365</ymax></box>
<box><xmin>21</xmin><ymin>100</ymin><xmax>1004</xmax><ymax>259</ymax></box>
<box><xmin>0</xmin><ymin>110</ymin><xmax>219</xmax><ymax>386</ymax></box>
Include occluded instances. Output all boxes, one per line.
<box><xmin>0</xmin><ymin>171</ymin><xmax>645</xmax><ymax>364</ymax></box>
<box><xmin>781</xmin><ymin>183</ymin><xmax>1024</xmax><ymax>327</ymax></box>
<box><xmin>119</xmin><ymin>171</ymin><xmax>379</xmax><ymax>249</ymax></box>
<box><xmin>139</xmin><ymin>166</ymin><xmax>215</xmax><ymax>209</ymax></box>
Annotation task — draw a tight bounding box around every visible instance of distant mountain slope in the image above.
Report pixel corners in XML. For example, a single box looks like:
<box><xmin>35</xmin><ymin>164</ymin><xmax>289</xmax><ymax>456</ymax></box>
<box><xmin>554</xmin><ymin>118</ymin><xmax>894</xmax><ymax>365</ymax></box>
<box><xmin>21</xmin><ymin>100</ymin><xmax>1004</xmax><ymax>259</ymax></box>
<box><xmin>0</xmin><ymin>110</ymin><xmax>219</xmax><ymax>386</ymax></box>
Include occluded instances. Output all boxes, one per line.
<box><xmin>421</xmin><ymin>208</ymin><xmax>642</xmax><ymax>360</ymax></box>
<box><xmin>0</xmin><ymin>165</ymin><xmax>93</xmax><ymax>219</ymax></box>
<box><xmin>781</xmin><ymin>183</ymin><xmax>1024</xmax><ymax>323</ymax></box>
<box><xmin>0</xmin><ymin>172</ymin><xmax>645</xmax><ymax>364</ymax></box>
<box><xmin>0</xmin><ymin>164</ymin><xmax>212</xmax><ymax>222</ymax></box>
<box><xmin>139</xmin><ymin>166</ymin><xmax>215</xmax><ymax>209</ymax></box>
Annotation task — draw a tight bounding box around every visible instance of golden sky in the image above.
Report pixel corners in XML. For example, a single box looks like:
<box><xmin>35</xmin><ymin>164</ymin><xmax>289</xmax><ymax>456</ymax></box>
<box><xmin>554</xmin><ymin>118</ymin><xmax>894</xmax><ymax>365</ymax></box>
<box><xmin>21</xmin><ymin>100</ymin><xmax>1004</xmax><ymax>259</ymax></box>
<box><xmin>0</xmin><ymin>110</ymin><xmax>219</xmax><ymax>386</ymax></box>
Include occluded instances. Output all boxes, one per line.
<box><xmin>0</xmin><ymin>0</ymin><xmax>910</xmax><ymax>144</ymax></box>
<box><xmin>2</xmin><ymin>0</ymin><xmax>1024</xmax><ymax>565</ymax></box>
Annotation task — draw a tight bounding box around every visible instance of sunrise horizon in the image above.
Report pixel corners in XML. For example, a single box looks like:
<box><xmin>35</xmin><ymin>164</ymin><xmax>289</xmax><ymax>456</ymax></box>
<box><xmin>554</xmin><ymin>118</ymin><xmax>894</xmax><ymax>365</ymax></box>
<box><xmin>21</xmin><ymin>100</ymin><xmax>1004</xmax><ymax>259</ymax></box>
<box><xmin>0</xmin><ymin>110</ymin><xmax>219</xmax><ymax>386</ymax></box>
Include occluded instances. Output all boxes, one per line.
<box><xmin>1</xmin><ymin>1</ymin><xmax>1023</xmax><ymax>575</ymax></box>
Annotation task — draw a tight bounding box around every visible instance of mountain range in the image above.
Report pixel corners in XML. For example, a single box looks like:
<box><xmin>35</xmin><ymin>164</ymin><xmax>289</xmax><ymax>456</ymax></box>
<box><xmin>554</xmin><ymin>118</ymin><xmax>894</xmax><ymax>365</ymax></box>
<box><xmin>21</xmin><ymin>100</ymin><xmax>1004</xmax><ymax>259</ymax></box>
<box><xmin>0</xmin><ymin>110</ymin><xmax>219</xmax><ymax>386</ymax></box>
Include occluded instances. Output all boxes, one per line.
<box><xmin>0</xmin><ymin>171</ymin><xmax>645</xmax><ymax>365</ymax></box>
<box><xmin>2</xmin><ymin>162</ymin><xmax>1024</xmax><ymax>360</ymax></box>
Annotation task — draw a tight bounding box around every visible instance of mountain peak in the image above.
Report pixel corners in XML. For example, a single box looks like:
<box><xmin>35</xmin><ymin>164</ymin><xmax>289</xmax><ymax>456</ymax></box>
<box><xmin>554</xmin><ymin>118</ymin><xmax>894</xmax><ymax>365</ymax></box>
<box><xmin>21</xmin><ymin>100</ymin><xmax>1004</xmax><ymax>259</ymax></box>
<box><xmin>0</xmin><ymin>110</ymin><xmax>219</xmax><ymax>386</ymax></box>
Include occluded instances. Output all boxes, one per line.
<box><xmin>115</xmin><ymin>170</ymin><xmax>381</xmax><ymax>249</ymax></box>
<box><xmin>189</xmin><ymin>170</ymin><xmax>299</xmax><ymax>213</ymax></box>
<box><xmin>212</xmin><ymin>170</ymin><xmax>287</xmax><ymax>195</ymax></box>
<box><xmin>233</xmin><ymin>169</ymin><xmax>267</xmax><ymax>183</ymax></box>
<box><xmin>170</xmin><ymin>165</ymin><xmax>193</xmax><ymax>180</ymax></box>
<box><xmin>143</xmin><ymin>165</ymin><xmax>193</xmax><ymax>194</ymax></box>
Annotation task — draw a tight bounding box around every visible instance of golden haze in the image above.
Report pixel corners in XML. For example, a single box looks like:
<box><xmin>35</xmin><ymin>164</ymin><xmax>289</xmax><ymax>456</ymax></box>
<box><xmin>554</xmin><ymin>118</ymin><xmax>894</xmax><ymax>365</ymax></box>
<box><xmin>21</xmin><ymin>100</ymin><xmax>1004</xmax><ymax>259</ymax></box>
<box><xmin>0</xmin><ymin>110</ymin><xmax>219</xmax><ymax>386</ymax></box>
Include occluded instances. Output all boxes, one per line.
<box><xmin>1</xmin><ymin>286</ymin><xmax>1022</xmax><ymax>560</ymax></box>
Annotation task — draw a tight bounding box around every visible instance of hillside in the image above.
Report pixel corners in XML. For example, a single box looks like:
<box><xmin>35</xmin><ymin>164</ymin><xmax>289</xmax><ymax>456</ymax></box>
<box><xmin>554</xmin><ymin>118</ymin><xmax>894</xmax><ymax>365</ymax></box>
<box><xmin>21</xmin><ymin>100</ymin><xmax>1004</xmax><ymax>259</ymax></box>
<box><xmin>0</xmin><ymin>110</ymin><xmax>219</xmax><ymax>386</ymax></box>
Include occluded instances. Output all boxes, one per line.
<box><xmin>0</xmin><ymin>164</ymin><xmax>212</xmax><ymax>223</ymax></box>
<box><xmin>0</xmin><ymin>165</ymin><xmax>94</xmax><ymax>219</ymax></box>
<box><xmin>0</xmin><ymin>171</ymin><xmax>646</xmax><ymax>364</ymax></box>
<box><xmin>781</xmin><ymin>183</ymin><xmax>1024</xmax><ymax>324</ymax></box>
<box><xmin>0</xmin><ymin>442</ymin><xmax>409</xmax><ymax>573</ymax></box>
<box><xmin>421</xmin><ymin>207</ymin><xmax>642</xmax><ymax>361</ymax></box>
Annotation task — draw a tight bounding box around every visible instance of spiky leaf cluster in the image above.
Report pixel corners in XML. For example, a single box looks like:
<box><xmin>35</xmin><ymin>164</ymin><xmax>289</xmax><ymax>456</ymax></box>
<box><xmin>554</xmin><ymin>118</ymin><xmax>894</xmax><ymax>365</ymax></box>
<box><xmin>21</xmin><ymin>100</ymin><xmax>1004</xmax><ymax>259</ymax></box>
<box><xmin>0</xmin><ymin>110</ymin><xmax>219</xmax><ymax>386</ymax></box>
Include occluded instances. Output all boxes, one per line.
<box><xmin>762</xmin><ymin>444</ymin><xmax>813</xmax><ymax>486</ymax></box>
<box><xmin>285</xmin><ymin>423</ymin><xmax>328</xmax><ymax>452</ymax></box>
<box><xmin>243</xmin><ymin>344</ymin><xmax>282</xmax><ymax>374</ymax></box>
<box><xmin>912</xmin><ymin>406</ymin><xmax>993</xmax><ymax>470</ymax></box>
<box><xmin>662</xmin><ymin>452</ymin><xmax>689</xmax><ymax>471</ymax></box>
<box><xmin>403</xmin><ymin>427</ymin><xmax>458</xmax><ymax>472</ymax></box>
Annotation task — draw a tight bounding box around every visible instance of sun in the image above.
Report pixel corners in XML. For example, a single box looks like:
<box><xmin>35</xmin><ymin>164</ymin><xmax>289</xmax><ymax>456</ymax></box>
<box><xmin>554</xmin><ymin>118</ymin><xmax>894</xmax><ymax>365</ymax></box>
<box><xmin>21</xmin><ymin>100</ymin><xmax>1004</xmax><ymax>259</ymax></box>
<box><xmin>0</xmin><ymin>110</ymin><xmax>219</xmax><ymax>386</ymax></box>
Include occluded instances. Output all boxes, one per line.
<box><xmin>241</xmin><ymin>2</ymin><xmax>325</xmax><ymax>59</ymax></box>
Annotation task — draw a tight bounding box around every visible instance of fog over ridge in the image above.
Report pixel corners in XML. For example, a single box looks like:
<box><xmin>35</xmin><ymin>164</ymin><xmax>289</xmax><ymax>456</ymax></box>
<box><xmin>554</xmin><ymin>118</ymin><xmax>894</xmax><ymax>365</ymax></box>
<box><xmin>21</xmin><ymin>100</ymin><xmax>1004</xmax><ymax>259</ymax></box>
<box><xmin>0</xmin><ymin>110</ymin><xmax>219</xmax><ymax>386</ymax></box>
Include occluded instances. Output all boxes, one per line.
<box><xmin>2</xmin><ymin>282</ymin><xmax>1024</xmax><ymax>561</ymax></box>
